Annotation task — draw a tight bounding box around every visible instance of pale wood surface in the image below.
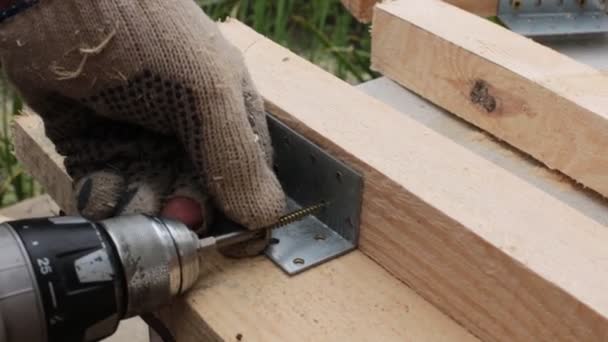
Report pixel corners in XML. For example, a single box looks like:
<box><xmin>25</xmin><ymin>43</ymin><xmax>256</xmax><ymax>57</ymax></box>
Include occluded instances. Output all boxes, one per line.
<box><xmin>0</xmin><ymin>194</ymin><xmax>60</xmax><ymax>218</ymax></box>
<box><xmin>341</xmin><ymin>0</ymin><xmax>497</xmax><ymax>22</ymax></box>
<box><xmin>219</xmin><ymin>20</ymin><xmax>608</xmax><ymax>342</ymax></box>
<box><xmin>12</xmin><ymin>113</ymin><xmax>76</xmax><ymax>214</ymax></box>
<box><xmin>12</xmin><ymin>82</ymin><xmax>477</xmax><ymax>342</ymax></box>
<box><xmin>359</xmin><ymin>77</ymin><xmax>608</xmax><ymax>228</ymax></box>
<box><xmin>443</xmin><ymin>0</ymin><xmax>498</xmax><ymax>17</ymax></box>
<box><xmin>340</xmin><ymin>0</ymin><xmax>377</xmax><ymax>23</ymax></box>
<box><xmin>372</xmin><ymin>0</ymin><xmax>608</xmax><ymax>209</ymax></box>
<box><xmin>160</xmin><ymin>250</ymin><xmax>477</xmax><ymax>342</ymax></box>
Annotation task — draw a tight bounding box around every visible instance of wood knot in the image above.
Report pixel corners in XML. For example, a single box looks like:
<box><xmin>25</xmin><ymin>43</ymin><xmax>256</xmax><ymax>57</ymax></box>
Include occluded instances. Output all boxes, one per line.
<box><xmin>470</xmin><ymin>80</ymin><xmax>497</xmax><ymax>113</ymax></box>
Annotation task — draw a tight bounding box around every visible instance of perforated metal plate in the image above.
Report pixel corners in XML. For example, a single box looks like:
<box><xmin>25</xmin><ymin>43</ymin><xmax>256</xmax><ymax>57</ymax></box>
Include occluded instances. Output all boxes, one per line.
<box><xmin>265</xmin><ymin>115</ymin><xmax>363</xmax><ymax>275</ymax></box>
<box><xmin>498</xmin><ymin>0</ymin><xmax>608</xmax><ymax>37</ymax></box>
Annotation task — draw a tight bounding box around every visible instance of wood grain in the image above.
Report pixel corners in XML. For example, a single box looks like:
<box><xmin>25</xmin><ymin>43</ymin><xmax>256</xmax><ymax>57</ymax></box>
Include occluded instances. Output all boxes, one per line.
<box><xmin>0</xmin><ymin>194</ymin><xmax>60</xmax><ymax>219</ymax></box>
<box><xmin>444</xmin><ymin>0</ymin><xmax>498</xmax><ymax>17</ymax></box>
<box><xmin>341</xmin><ymin>0</ymin><xmax>497</xmax><ymax>22</ymax></box>
<box><xmin>340</xmin><ymin>0</ymin><xmax>377</xmax><ymax>23</ymax></box>
<box><xmin>372</xmin><ymin>0</ymin><xmax>608</xmax><ymax>210</ymax></box>
<box><xmin>12</xmin><ymin>112</ymin><xmax>76</xmax><ymax>214</ymax></box>
<box><xmin>12</xmin><ymin>68</ymin><xmax>477</xmax><ymax>342</ymax></box>
<box><xmin>220</xmin><ymin>20</ymin><xmax>608</xmax><ymax>342</ymax></box>
<box><xmin>159</xmin><ymin>250</ymin><xmax>477</xmax><ymax>342</ymax></box>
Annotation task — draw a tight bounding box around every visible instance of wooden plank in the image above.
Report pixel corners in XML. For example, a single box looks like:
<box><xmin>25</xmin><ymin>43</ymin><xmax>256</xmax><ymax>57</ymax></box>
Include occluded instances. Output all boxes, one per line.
<box><xmin>220</xmin><ymin>20</ymin><xmax>608</xmax><ymax>342</ymax></box>
<box><xmin>14</xmin><ymin>19</ymin><xmax>608</xmax><ymax>341</ymax></box>
<box><xmin>443</xmin><ymin>0</ymin><xmax>498</xmax><ymax>17</ymax></box>
<box><xmin>340</xmin><ymin>0</ymin><xmax>377</xmax><ymax>23</ymax></box>
<box><xmin>12</xmin><ymin>113</ymin><xmax>76</xmax><ymax>214</ymax></box>
<box><xmin>158</xmin><ymin>251</ymin><xmax>477</xmax><ymax>342</ymax></box>
<box><xmin>12</xmin><ymin>95</ymin><xmax>477</xmax><ymax>342</ymax></box>
<box><xmin>341</xmin><ymin>0</ymin><xmax>497</xmax><ymax>23</ymax></box>
<box><xmin>371</xmin><ymin>0</ymin><xmax>608</xmax><ymax>206</ymax></box>
<box><xmin>0</xmin><ymin>194</ymin><xmax>60</xmax><ymax>219</ymax></box>
<box><xmin>357</xmin><ymin>77</ymin><xmax>608</xmax><ymax>229</ymax></box>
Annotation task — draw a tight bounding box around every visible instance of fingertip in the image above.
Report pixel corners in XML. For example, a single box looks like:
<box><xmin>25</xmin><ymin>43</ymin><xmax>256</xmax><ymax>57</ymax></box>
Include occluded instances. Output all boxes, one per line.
<box><xmin>161</xmin><ymin>196</ymin><xmax>204</xmax><ymax>230</ymax></box>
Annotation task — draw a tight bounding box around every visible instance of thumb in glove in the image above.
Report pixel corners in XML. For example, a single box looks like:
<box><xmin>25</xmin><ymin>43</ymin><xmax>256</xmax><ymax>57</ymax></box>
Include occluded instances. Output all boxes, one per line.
<box><xmin>1</xmin><ymin>0</ymin><xmax>287</xmax><ymax>253</ymax></box>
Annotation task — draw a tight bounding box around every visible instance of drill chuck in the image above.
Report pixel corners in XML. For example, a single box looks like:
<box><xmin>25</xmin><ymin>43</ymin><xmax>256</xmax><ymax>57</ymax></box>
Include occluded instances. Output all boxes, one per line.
<box><xmin>0</xmin><ymin>215</ymin><xmax>200</xmax><ymax>342</ymax></box>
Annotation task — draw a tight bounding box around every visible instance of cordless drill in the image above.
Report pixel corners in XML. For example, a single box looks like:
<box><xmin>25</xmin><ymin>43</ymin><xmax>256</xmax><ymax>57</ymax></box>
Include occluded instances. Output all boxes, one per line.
<box><xmin>0</xmin><ymin>214</ymin><xmax>267</xmax><ymax>342</ymax></box>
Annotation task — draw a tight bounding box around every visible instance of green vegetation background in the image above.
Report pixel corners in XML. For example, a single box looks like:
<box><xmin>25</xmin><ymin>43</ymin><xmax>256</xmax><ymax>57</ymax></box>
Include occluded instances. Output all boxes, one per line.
<box><xmin>0</xmin><ymin>0</ymin><xmax>374</xmax><ymax>207</ymax></box>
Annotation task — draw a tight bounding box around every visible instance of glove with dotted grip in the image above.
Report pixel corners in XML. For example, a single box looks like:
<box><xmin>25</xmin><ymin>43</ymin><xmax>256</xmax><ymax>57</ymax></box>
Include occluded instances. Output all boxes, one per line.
<box><xmin>0</xmin><ymin>0</ymin><xmax>287</xmax><ymax>256</ymax></box>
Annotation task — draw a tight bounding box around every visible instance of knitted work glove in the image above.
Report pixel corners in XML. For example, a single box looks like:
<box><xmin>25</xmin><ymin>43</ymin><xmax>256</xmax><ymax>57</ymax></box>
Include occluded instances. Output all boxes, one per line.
<box><xmin>0</xmin><ymin>0</ymin><xmax>286</xmax><ymax>255</ymax></box>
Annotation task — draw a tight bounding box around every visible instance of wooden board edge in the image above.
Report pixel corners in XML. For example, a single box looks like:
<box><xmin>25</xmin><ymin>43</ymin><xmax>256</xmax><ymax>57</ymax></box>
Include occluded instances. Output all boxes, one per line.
<box><xmin>222</xmin><ymin>19</ymin><xmax>608</xmax><ymax>342</ymax></box>
<box><xmin>342</xmin><ymin>0</ymin><xmax>498</xmax><ymax>23</ymax></box>
<box><xmin>12</xmin><ymin>111</ymin><xmax>75</xmax><ymax>214</ymax></box>
<box><xmin>371</xmin><ymin>0</ymin><xmax>608</xmax><ymax>218</ymax></box>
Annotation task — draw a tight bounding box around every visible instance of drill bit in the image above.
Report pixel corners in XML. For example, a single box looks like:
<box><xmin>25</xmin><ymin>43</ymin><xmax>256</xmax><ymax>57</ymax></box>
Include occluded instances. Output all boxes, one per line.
<box><xmin>198</xmin><ymin>202</ymin><xmax>327</xmax><ymax>251</ymax></box>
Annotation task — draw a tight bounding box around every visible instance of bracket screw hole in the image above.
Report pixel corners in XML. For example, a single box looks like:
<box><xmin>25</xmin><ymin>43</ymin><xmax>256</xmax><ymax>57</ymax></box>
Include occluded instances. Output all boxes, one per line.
<box><xmin>293</xmin><ymin>258</ymin><xmax>305</xmax><ymax>265</ymax></box>
<box><xmin>314</xmin><ymin>234</ymin><xmax>326</xmax><ymax>241</ymax></box>
<box><xmin>269</xmin><ymin>238</ymin><xmax>280</xmax><ymax>245</ymax></box>
<box><xmin>336</xmin><ymin>171</ymin><xmax>343</xmax><ymax>183</ymax></box>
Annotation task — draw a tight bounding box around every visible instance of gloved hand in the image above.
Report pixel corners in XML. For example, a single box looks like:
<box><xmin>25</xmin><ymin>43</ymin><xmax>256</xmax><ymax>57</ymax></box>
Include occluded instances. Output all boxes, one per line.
<box><xmin>0</xmin><ymin>0</ymin><xmax>287</xmax><ymax>256</ymax></box>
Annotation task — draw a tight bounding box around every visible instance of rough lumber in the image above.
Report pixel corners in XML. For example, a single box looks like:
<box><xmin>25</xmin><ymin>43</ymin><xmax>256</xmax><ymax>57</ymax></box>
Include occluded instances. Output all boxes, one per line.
<box><xmin>158</xmin><ymin>251</ymin><xmax>477</xmax><ymax>342</ymax></box>
<box><xmin>219</xmin><ymin>20</ymin><xmax>608</xmax><ymax>342</ymax></box>
<box><xmin>341</xmin><ymin>0</ymin><xmax>497</xmax><ymax>22</ymax></box>
<box><xmin>12</xmin><ymin>92</ymin><xmax>476</xmax><ymax>342</ymax></box>
<box><xmin>372</xmin><ymin>0</ymin><xmax>608</xmax><ymax>205</ymax></box>
<box><xmin>443</xmin><ymin>0</ymin><xmax>497</xmax><ymax>16</ymax></box>
<box><xmin>14</xmin><ymin>19</ymin><xmax>608</xmax><ymax>341</ymax></box>
<box><xmin>340</xmin><ymin>0</ymin><xmax>377</xmax><ymax>23</ymax></box>
<box><xmin>12</xmin><ymin>114</ymin><xmax>76</xmax><ymax>214</ymax></box>
<box><xmin>358</xmin><ymin>77</ymin><xmax>608</xmax><ymax>229</ymax></box>
<box><xmin>0</xmin><ymin>194</ymin><xmax>60</xmax><ymax>218</ymax></box>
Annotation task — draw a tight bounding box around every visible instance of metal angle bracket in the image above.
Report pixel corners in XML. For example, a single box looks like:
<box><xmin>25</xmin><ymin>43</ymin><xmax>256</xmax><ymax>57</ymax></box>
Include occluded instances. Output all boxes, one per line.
<box><xmin>208</xmin><ymin>114</ymin><xmax>363</xmax><ymax>275</ymax></box>
<box><xmin>498</xmin><ymin>0</ymin><xmax>608</xmax><ymax>38</ymax></box>
<box><xmin>264</xmin><ymin>114</ymin><xmax>363</xmax><ymax>275</ymax></box>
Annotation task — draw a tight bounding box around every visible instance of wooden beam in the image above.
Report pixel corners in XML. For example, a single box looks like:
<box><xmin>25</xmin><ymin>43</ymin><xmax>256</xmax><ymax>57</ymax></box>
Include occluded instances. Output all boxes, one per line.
<box><xmin>340</xmin><ymin>0</ymin><xmax>377</xmax><ymax>23</ymax></box>
<box><xmin>444</xmin><ymin>0</ymin><xmax>498</xmax><ymax>17</ymax></box>
<box><xmin>158</xmin><ymin>251</ymin><xmax>477</xmax><ymax>342</ymax></box>
<box><xmin>222</xmin><ymin>19</ymin><xmax>608</xmax><ymax>342</ymax></box>
<box><xmin>371</xmin><ymin>0</ymin><xmax>608</xmax><ymax>205</ymax></box>
<box><xmin>13</xmin><ymin>99</ymin><xmax>477</xmax><ymax>341</ymax></box>
<box><xmin>14</xmin><ymin>19</ymin><xmax>608</xmax><ymax>341</ymax></box>
<box><xmin>0</xmin><ymin>194</ymin><xmax>60</xmax><ymax>218</ymax></box>
<box><xmin>12</xmin><ymin>114</ymin><xmax>76</xmax><ymax>214</ymax></box>
<box><xmin>341</xmin><ymin>0</ymin><xmax>497</xmax><ymax>23</ymax></box>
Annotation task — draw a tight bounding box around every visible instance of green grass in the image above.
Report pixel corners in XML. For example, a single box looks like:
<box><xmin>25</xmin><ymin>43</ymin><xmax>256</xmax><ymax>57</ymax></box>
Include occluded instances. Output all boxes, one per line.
<box><xmin>198</xmin><ymin>0</ymin><xmax>375</xmax><ymax>82</ymax></box>
<box><xmin>0</xmin><ymin>0</ymin><xmax>374</xmax><ymax>207</ymax></box>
